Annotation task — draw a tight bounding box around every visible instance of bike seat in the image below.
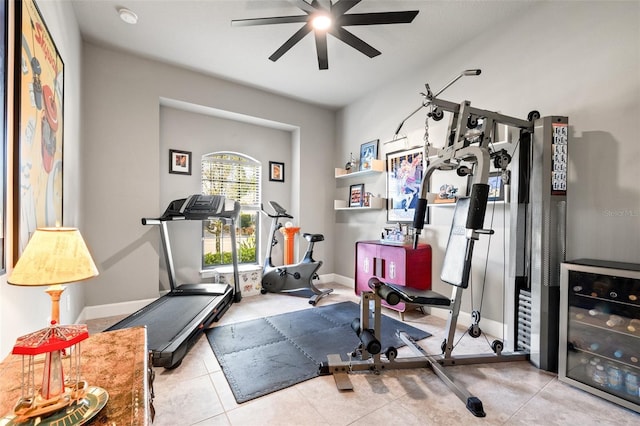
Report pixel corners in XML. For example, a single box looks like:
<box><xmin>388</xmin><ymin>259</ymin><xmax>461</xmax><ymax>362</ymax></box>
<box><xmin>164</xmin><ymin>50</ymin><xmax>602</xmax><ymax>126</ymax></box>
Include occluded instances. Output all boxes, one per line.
<box><xmin>303</xmin><ymin>233</ymin><xmax>324</xmax><ymax>242</ymax></box>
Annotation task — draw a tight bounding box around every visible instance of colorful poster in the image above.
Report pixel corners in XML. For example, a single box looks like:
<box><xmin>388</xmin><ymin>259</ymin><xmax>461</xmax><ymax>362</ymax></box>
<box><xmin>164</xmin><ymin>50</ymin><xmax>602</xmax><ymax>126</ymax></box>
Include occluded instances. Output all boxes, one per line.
<box><xmin>386</xmin><ymin>147</ymin><xmax>424</xmax><ymax>222</ymax></box>
<box><xmin>15</xmin><ymin>0</ymin><xmax>64</xmax><ymax>259</ymax></box>
<box><xmin>0</xmin><ymin>0</ymin><xmax>6</xmax><ymax>271</ymax></box>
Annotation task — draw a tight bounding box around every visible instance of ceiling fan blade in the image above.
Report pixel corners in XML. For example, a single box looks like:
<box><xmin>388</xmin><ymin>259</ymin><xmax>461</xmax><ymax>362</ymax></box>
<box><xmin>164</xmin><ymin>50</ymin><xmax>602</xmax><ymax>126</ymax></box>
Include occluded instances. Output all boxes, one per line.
<box><xmin>231</xmin><ymin>15</ymin><xmax>309</xmax><ymax>27</ymax></box>
<box><xmin>339</xmin><ymin>11</ymin><xmax>419</xmax><ymax>26</ymax></box>
<box><xmin>331</xmin><ymin>0</ymin><xmax>361</xmax><ymax>16</ymax></box>
<box><xmin>269</xmin><ymin>25</ymin><xmax>312</xmax><ymax>62</ymax></box>
<box><xmin>235</xmin><ymin>2</ymin><xmax>418</xmax><ymax>68</ymax></box>
<box><xmin>293</xmin><ymin>0</ymin><xmax>317</xmax><ymax>14</ymax></box>
<box><xmin>312</xmin><ymin>0</ymin><xmax>332</xmax><ymax>12</ymax></box>
<box><xmin>314</xmin><ymin>31</ymin><xmax>329</xmax><ymax>70</ymax></box>
<box><xmin>330</xmin><ymin>26</ymin><xmax>380</xmax><ymax>58</ymax></box>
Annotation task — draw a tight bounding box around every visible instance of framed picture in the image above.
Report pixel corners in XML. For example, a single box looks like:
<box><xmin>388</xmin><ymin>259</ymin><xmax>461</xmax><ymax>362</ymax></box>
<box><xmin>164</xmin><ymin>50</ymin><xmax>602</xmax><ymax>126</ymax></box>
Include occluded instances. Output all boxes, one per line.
<box><xmin>169</xmin><ymin>149</ymin><xmax>192</xmax><ymax>175</ymax></box>
<box><xmin>488</xmin><ymin>171</ymin><xmax>505</xmax><ymax>201</ymax></box>
<box><xmin>386</xmin><ymin>147</ymin><xmax>425</xmax><ymax>222</ymax></box>
<box><xmin>349</xmin><ymin>183</ymin><xmax>364</xmax><ymax>207</ymax></box>
<box><xmin>359</xmin><ymin>139</ymin><xmax>379</xmax><ymax>171</ymax></box>
<box><xmin>0</xmin><ymin>0</ymin><xmax>6</xmax><ymax>272</ymax></box>
<box><xmin>13</xmin><ymin>0</ymin><xmax>65</xmax><ymax>260</ymax></box>
<box><xmin>269</xmin><ymin>161</ymin><xmax>284</xmax><ymax>182</ymax></box>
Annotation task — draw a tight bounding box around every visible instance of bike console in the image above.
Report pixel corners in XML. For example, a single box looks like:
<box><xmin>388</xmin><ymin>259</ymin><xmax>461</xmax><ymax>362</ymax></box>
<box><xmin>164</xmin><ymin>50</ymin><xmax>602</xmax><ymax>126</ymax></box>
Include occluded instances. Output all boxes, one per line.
<box><xmin>265</xmin><ymin>201</ymin><xmax>293</xmax><ymax>219</ymax></box>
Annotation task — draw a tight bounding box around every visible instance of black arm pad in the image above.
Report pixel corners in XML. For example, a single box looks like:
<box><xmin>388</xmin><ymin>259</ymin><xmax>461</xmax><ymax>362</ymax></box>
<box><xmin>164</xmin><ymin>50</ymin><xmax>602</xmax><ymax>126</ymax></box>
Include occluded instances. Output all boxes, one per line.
<box><xmin>413</xmin><ymin>198</ymin><xmax>428</xmax><ymax>231</ymax></box>
<box><xmin>466</xmin><ymin>184</ymin><xmax>489</xmax><ymax>230</ymax></box>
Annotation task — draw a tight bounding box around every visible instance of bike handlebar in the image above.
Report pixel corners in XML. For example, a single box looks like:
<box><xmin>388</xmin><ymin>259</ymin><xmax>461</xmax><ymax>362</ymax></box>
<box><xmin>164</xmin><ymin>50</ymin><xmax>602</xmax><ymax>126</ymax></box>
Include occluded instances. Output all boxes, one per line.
<box><xmin>261</xmin><ymin>201</ymin><xmax>293</xmax><ymax>219</ymax></box>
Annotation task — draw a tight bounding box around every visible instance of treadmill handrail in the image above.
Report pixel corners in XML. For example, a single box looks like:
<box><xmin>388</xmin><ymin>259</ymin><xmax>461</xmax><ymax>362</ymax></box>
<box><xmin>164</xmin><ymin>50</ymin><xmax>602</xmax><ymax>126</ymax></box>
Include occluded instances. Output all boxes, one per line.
<box><xmin>142</xmin><ymin>218</ymin><xmax>161</xmax><ymax>226</ymax></box>
<box><xmin>141</xmin><ymin>195</ymin><xmax>242</xmax><ymax>300</ymax></box>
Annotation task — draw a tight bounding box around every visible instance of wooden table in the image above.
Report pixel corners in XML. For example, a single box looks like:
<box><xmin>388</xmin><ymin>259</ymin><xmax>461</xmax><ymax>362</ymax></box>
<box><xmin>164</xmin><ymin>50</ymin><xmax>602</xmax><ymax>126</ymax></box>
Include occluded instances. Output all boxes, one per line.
<box><xmin>0</xmin><ymin>326</ymin><xmax>152</xmax><ymax>425</ymax></box>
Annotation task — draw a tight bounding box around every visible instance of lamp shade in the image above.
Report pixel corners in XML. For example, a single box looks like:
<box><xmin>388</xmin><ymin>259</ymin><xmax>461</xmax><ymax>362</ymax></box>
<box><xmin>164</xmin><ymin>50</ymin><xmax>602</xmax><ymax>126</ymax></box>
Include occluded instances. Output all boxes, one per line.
<box><xmin>8</xmin><ymin>227</ymin><xmax>99</xmax><ymax>286</ymax></box>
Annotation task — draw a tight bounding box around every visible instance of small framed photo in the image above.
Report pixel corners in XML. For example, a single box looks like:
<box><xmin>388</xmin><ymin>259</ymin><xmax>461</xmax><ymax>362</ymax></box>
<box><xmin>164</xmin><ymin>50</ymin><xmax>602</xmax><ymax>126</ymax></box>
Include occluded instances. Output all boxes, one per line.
<box><xmin>349</xmin><ymin>183</ymin><xmax>364</xmax><ymax>207</ymax></box>
<box><xmin>169</xmin><ymin>149</ymin><xmax>192</xmax><ymax>175</ymax></box>
<box><xmin>488</xmin><ymin>171</ymin><xmax>505</xmax><ymax>201</ymax></box>
<box><xmin>269</xmin><ymin>161</ymin><xmax>285</xmax><ymax>182</ymax></box>
<box><xmin>359</xmin><ymin>139</ymin><xmax>379</xmax><ymax>171</ymax></box>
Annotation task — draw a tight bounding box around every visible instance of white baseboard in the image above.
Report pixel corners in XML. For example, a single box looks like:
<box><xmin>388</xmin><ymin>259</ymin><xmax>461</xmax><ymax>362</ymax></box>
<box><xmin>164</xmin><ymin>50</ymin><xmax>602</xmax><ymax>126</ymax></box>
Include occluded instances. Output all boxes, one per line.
<box><xmin>77</xmin><ymin>276</ymin><xmax>348</xmax><ymax>322</ymax></box>
<box><xmin>77</xmin><ymin>293</ymin><xmax>166</xmax><ymax>322</ymax></box>
<box><xmin>79</xmin><ymin>275</ymin><xmax>506</xmax><ymax>341</ymax></box>
<box><xmin>318</xmin><ymin>273</ymin><xmax>353</xmax><ymax>288</ymax></box>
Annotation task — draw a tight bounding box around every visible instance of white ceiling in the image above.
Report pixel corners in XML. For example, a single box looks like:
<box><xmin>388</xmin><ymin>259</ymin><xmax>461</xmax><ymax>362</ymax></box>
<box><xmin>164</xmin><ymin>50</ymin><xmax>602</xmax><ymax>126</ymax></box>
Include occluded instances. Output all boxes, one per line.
<box><xmin>70</xmin><ymin>0</ymin><xmax>534</xmax><ymax>109</ymax></box>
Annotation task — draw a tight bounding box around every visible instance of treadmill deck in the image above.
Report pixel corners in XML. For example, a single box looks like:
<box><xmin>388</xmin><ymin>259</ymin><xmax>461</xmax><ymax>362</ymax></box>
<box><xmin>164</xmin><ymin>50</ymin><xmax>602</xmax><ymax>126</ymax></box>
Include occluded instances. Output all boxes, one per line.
<box><xmin>107</xmin><ymin>285</ymin><xmax>233</xmax><ymax>368</ymax></box>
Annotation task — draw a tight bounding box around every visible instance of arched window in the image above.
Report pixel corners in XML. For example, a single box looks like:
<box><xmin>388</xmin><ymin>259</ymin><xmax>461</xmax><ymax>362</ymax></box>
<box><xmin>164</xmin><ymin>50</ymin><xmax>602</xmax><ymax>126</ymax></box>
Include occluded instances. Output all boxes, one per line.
<box><xmin>201</xmin><ymin>152</ymin><xmax>261</xmax><ymax>268</ymax></box>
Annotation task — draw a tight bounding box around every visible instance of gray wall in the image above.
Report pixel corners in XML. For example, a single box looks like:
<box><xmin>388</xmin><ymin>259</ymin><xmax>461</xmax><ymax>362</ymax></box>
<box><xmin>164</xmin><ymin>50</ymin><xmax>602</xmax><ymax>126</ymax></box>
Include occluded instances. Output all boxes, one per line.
<box><xmin>334</xmin><ymin>1</ymin><xmax>640</xmax><ymax>322</ymax></box>
<box><xmin>80</xmin><ymin>44</ymin><xmax>335</xmax><ymax>307</ymax></box>
<box><xmin>158</xmin><ymin>106</ymin><xmax>292</xmax><ymax>288</ymax></box>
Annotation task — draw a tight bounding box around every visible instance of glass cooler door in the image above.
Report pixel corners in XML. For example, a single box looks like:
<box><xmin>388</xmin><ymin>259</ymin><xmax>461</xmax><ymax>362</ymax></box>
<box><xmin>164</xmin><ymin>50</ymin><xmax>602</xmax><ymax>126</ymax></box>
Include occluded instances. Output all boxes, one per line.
<box><xmin>559</xmin><ymin>260</ymin><xmax>640</xmax><ymax>413</ymax></box>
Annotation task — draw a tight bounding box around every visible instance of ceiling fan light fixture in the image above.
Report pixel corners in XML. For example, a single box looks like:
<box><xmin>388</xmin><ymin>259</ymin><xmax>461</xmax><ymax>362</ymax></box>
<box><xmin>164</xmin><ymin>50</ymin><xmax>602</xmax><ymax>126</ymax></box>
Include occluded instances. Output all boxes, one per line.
<box><xmin>231</xmin><ymin>1</ymin><xmax>419</xmax><ymax>69</ymax></box>
<box><xmin>311</xmin><ymin>14</ymin><xmax>332</xmax><ymax>31</ymax></box>
<box><xmin>118</xmin><ymin>8</ymin><xmax>138</xmax><ymax>25</ymax></box>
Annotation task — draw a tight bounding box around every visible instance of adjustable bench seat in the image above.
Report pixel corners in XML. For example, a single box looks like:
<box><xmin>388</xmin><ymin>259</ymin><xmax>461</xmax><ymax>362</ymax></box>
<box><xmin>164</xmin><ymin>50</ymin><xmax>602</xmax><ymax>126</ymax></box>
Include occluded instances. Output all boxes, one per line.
<box><xmin>369</xmin><ymin>278</ymin><xmax>451</xmax><ymax>306</ymax></box>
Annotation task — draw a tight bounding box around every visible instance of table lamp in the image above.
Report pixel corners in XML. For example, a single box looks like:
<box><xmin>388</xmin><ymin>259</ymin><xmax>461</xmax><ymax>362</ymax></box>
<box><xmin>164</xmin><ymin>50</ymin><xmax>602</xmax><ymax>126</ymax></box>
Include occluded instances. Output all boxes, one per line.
<box><xmin>8</xmin><ymin>227</ymin><xmax>99</xmax><ymax>324</ymax></box>
<box><xmin>6</xmin><ymin>227</ymin><xmax>101</xmax><ymax>423</ymax></box>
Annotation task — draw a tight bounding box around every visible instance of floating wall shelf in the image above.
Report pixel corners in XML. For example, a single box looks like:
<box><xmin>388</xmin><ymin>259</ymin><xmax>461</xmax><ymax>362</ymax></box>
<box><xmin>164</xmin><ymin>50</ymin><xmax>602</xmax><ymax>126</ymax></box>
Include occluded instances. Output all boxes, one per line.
<box><xmin>335</xmin><ymin>159</ymin><xmax>385</xmax><ymax>179</ymax></box>
<box><xmin>334</xmin><ymin>197</ymin><xmax>385</xmax><ymax>211</ymax></box>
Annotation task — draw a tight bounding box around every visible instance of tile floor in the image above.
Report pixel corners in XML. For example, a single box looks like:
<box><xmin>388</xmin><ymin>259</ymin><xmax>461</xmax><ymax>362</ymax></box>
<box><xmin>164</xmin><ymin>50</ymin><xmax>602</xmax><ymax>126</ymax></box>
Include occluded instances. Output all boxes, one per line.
<box><xmin>88</xmin><ymin>284</ymin><xmax>640</xmax><ymax>425</ymax></box>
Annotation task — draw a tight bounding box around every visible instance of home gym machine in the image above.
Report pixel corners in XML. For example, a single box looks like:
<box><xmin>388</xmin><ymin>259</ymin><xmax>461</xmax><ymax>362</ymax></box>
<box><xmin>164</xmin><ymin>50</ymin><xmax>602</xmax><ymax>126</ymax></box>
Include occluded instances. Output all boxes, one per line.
<box><xmin>260</xmin><ymin>201</ymin><xmax>333</xmax><ymax>305</ymax></box>
<box><xmin>107</xmin><ymin>194</ymin><xmax>242</xmax><ymax>368</ymax></box>
<box><xmin>322</xmin><ymin>69</ymin><xmax>557</xmax><ymax>417</ymax></box>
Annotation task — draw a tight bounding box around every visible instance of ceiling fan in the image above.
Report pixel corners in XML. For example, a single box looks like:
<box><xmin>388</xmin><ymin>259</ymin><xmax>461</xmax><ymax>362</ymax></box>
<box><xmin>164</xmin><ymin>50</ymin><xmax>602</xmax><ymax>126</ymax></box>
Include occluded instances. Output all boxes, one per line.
<box><xmin>231</xmin><ymin>0</ymin><xmax>419</xmax><ymax>70</ymax></box>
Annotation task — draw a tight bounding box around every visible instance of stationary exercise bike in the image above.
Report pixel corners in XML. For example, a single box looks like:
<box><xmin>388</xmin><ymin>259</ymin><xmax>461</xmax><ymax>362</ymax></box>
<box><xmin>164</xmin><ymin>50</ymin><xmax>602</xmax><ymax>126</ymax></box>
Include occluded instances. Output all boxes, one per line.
<box><xmin>260</xmin><ymin>201</ymin><xmax>333</xmax><ymax>305</ymax></box>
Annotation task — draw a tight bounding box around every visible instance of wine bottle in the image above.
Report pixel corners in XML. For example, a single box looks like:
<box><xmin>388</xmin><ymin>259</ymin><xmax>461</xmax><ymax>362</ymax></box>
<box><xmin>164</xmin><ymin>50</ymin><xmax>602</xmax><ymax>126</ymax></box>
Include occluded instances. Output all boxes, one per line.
<box><xmin>591</xmin><ymin>277</ymin><xmax>613</xmax><ymax>298</ymax></box>
<box><xmin>626</xmin><ymin>278</ymin><xmax>640</xmax><ymax>303</ymax></box>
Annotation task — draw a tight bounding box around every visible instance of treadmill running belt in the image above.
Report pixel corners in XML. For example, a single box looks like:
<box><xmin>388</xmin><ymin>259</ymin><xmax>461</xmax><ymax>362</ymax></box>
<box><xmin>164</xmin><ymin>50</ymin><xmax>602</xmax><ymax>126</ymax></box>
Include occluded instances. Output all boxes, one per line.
<box><xmin>147</xmin><ymin>296</ymin><xmax>214</xmax><ymax>348</ymax></box>
<box><xmin>110</xmin><ymin>295</ymin><xmax>216</xmax><ymax>349</ymax></box>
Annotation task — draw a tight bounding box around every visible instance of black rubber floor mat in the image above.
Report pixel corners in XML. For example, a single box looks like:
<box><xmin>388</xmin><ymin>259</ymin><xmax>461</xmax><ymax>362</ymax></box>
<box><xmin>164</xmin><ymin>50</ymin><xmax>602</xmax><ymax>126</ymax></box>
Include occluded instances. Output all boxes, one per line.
<box><xmin>205</xmin><ymin>301</ymin><xmax>431</xmax><ymax>403</ymax></box>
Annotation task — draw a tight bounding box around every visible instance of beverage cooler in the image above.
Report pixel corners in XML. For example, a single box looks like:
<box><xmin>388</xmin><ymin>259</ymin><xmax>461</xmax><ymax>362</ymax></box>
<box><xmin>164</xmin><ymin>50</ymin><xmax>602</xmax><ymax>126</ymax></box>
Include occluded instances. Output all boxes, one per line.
<box><xmin>559</xmin><ymin>259</ymin><xmax>640</xmax><ymax>413</ymax></box>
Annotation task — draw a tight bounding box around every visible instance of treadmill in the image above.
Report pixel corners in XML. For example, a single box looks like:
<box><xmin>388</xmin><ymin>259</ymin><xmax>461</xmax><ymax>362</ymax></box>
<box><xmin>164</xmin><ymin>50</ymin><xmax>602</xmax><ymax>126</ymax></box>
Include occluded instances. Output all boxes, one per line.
<box><xmin>107</xmin><ymin>194</ymin><xmax>242</xmax><ymax>369</ymax></box>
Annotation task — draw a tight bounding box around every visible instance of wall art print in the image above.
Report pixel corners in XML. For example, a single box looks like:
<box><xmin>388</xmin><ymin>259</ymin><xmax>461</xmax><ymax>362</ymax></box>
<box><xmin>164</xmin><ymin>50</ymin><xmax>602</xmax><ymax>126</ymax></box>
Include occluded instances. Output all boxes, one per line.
<box><xmin>386</xmin><ymin>146</ymin><xmax>425</xmax><ymax>223</ymax></box>
<box><xmin>269</xmin><ymin>161</ymin><xmax>284</xmax><ymax>182</ymax></box>
<box><xmin>349</xmin><ymin>183</ymin><xmax>364</xmax><ymax>207</ymax></box>
<box><xmin>0</xmin><ymin>0</ymin><xmax>6</xmax><ymax>272</ymax></box>
<box><xmin>358</xmin><ymin>139</ymin><xmax>378</xmax><ymax>171</ymax></box>
<box><xmin>169</xmin><ymin>149</ymin><xmax>192</xmax><ymax>175</ymax></box>
<box><xmin>488</xmin><ymin>171</ymin><xmax>505</xmax><ymax>201</ymax></box>
<box><xmin>14</xmin><ymin>0</ymin><xmax>64</xmax><ymax>260</ymax></box>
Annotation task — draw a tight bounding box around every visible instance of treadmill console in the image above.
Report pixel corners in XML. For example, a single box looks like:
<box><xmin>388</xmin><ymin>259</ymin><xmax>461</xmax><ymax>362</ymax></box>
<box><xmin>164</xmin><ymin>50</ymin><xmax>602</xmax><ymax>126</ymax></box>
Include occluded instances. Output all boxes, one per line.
<box><xmin>159</xmin><ymin>194</ymin><xmax>239</xmax><ymax>220</ymax></box>
<box><xmin>181</xmin><ymin>194</ymin><xmax>224</xmax><ymax>219</ymax></box>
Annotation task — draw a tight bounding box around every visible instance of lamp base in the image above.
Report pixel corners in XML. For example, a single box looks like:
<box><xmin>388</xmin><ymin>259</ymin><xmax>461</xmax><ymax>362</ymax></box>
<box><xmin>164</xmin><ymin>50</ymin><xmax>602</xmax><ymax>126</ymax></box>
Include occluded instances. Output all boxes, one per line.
<box><xmin>13</xmin><ymin>380</ymin><xmax>88</xmax><ymax>422</ymax></box>
<box><xmin>45</xmin><ymin>285</ymin><xmax>65</xmax><ymax>325</ymax></box>
<box><xmin>7</xmin><ymin>385</ymin><xmax>108</xmax><ymax>426</ymax></box>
